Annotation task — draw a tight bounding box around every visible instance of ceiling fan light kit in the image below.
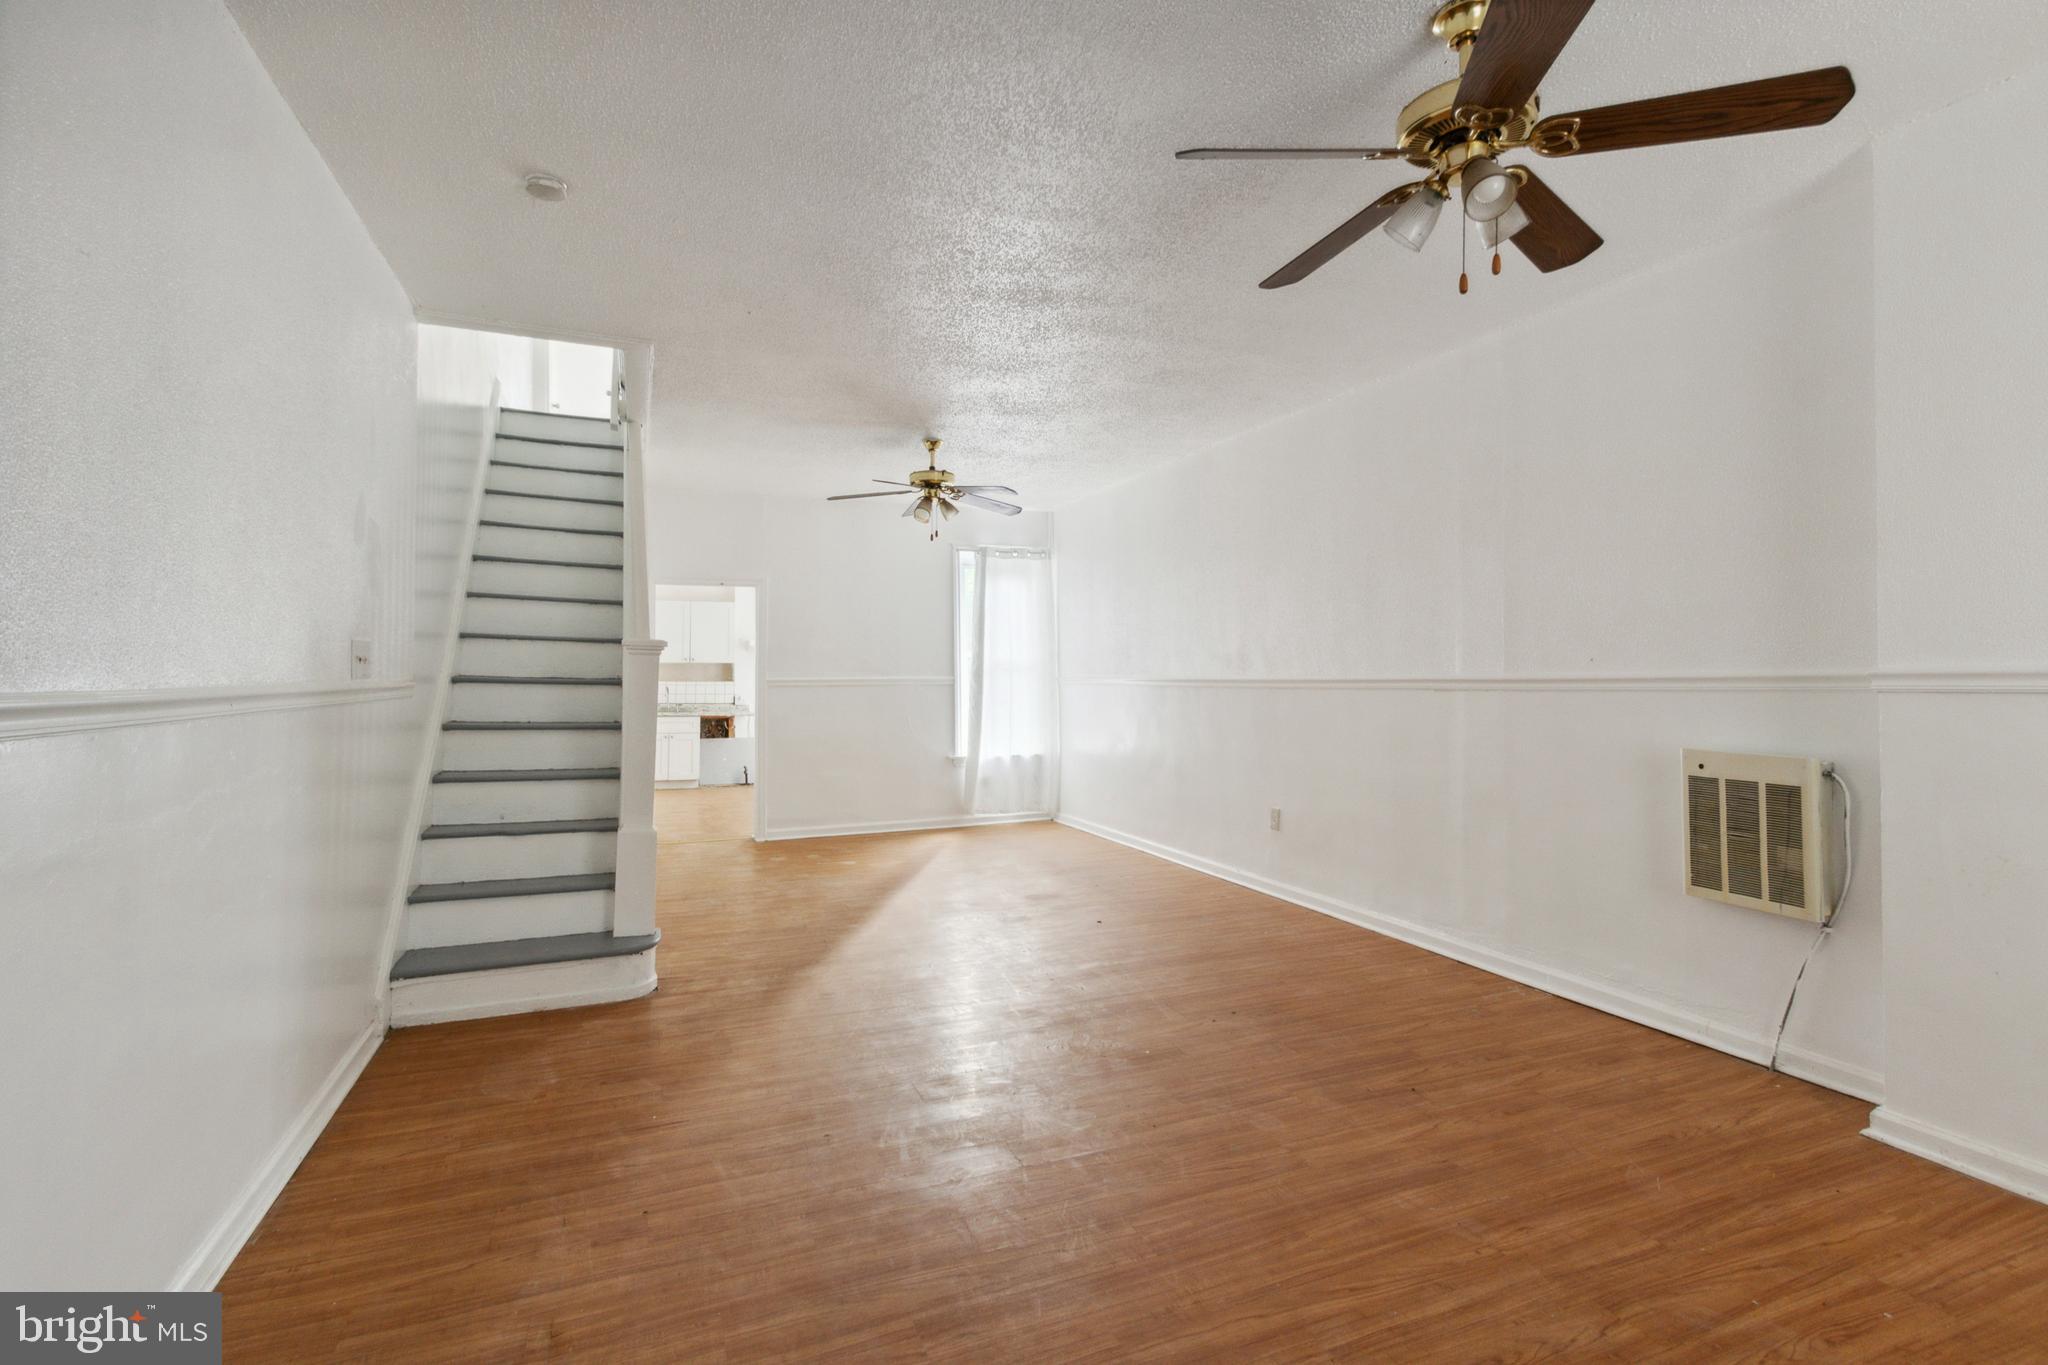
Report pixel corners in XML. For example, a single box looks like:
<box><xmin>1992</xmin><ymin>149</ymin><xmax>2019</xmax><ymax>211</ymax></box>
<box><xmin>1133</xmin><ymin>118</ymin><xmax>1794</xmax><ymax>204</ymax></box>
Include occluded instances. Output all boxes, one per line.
<box><xmin>826</xmin><ymin>438</ymin><xmax>1024</xmax><ymax>541</ymax></box>
<box><xmin>1384</xmin><ymin>187</ymin><xmax>1447</xmax><ymax>252</ymax></box>
<box><xmin>1460</xmin><ymin>155</ymin><xmax>1518</xmax><ymax>221</ymax></box>
<box><xmin>1476</xmin><ymin>199</ymin><xmax>1531</xmax><ymax>250</ymax></box>
<box><xmin>1177</xmin><ymin>0</ymin><xmax>1856</xmax><ymax>292</ymax></box>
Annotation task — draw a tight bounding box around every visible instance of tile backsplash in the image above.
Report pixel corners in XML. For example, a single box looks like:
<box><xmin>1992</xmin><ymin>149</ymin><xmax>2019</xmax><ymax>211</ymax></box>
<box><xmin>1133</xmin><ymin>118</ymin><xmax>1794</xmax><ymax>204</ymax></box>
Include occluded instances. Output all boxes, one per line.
<box><xmin>660</xmin><ymin>682</ymin><xmax>737</xmax><ymax>704</ymax></box>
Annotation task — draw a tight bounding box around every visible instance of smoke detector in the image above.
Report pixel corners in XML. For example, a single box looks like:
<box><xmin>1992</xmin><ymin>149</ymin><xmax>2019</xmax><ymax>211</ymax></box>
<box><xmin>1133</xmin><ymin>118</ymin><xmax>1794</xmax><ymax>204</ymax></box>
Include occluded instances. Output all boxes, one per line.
<box><xmin>523</xmin><ymin>174</ymin><xmax>569</xmax><ymax>202</ymax></box>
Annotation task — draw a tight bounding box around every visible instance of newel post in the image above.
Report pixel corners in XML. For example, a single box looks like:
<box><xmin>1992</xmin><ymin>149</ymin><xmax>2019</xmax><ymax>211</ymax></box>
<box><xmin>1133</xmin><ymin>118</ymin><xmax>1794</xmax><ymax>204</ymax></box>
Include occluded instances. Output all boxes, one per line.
<box><xmin>613</xmin><ymin>638</ymin><xmax>662</xmax><ymax>937</ymax></box>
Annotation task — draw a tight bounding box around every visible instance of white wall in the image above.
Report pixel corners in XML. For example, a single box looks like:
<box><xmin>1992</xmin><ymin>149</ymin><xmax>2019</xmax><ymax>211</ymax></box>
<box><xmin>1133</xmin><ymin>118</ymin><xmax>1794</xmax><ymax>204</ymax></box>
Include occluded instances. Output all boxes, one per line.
<box><xmin>0</xmin><ymin>3</ymin><xmax>498</xmax><ymax>1287</ymax></box>
<box><xmin>644</xmin><ymin>484</ymin><xmax>1051</xmax><ymax>837</ymax></box>
<box><xmin>1865</xmin><ymin>65</ymin><xmax>2048</xmax><ymax>1198</ymax></box>
<box><xmin>1057</xmin><ymin>156</ymin><xmax>1887</xmax><ymax>1099</ymax></box>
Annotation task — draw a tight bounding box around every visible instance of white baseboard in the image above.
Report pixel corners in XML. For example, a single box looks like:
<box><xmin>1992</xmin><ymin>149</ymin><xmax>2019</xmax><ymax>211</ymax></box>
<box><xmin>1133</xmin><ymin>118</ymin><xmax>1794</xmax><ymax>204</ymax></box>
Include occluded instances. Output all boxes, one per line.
<box><xmin>388</xmin><ymin>948</ymin><xmax>657</xmax><ymax>1028</ymax></box>
<box><xmin>170</xmin><ymin>1020</ymin><xmax>382</xmax><ymax>1290</ymax></box>
<box><xmin>1865</xmin><ymin>1107</ymin><xmax>2048</xmax><ymax>1205</ymax></box>
<box><xmin>1055</xmin><ymin>814</ymin><xmax>1884</xmax><ymax>1102</ymax></box>
<box><xmin>756</xmin><ymin>812</ymin><xmax>1051</xmax><ymax>842</ymax></box>
<box><xmin>1775</xmin><ymin>1042</ymin><xmax>1886</xmax><ymax>1104</ymax></box>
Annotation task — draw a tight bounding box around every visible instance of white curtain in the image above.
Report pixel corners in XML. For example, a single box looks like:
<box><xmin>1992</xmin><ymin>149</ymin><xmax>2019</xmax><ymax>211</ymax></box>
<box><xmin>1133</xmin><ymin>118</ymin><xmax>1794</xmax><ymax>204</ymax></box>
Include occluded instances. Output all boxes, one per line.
<box><xmin>963</xmin><ymin>549</ymin><xmax>1057</xmax><ymax>815</ymax></box>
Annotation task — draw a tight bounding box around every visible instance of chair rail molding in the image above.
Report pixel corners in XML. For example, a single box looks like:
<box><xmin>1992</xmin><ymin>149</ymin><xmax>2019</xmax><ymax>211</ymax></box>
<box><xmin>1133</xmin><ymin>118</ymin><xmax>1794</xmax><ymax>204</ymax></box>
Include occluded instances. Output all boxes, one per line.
<box><xmin>0</xmin><ymin>680</ymin><xmax>414</xmax><ymax>741</ymax></box>
<box><xmin>1062</xmin><ymin>668</ymin><xmax>2048</xmax><ymax>694</ymax></box>
<box><xmin>763</xmin><ymin>676</ymin><xmax>954</xmax><ymax>687</ymax></box>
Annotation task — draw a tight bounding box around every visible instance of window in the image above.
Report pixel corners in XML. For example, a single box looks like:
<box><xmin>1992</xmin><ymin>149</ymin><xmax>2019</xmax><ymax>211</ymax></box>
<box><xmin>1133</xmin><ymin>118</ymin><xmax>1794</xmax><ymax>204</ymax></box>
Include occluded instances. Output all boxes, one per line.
<box><xmin>953</xmin><ymin>549</ymin><xmax>978</xmax><ymax>759</ymax></box>
<box><xmin>952</xmin><ymin>546</ymin><xmax>1056</xmax><ymax>815</ymax></box>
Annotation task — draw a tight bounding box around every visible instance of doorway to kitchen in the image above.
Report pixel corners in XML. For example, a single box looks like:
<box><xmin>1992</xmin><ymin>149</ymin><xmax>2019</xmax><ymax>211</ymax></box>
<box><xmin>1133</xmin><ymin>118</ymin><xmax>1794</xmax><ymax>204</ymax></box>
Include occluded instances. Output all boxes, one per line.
<box><xmin>653</xmin><ymin>582</ymin><xmax>759</xmax><ymax>842</ymax></box>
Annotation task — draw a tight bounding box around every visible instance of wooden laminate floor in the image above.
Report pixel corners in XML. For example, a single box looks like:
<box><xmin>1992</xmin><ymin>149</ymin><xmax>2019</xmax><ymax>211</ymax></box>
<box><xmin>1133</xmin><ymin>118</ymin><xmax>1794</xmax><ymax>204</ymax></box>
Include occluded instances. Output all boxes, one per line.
<box><xmin>220</xmin><ymin>818</ymin><xmax>2048</xmax><ymax>1361</ymax></box>
<box><xmin>655</xmin><ymin>783</ymin><xmax>756</xmax><ymax>843</ymax></box>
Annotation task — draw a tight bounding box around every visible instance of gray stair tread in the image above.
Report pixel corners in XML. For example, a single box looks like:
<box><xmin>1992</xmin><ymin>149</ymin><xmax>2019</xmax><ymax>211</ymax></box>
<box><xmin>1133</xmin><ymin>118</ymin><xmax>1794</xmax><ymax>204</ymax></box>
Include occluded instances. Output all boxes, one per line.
<box><xmin>443</xmin><ymin>720</ymin><xmax>622</xmax><ymax>731</ymax></box>
<box><xmin>483</xmin><ymin>487</ymin><xmax>626</xmax><ymax>508</ymax></box>
<box><xmin>495</xmin><ymin>432</ymin><xmax>625</xmax><ymax>451</ymax></box>
<box><xmin>392</xmin><ymin>929</ymin><xmax>659</xmax><ymax>981</ymax></box>
<box><xmin>477</xmin><ymin>519</ymin><xmax>624</xmax><ymax>538</ymax></box>
<box><xmin>499</xmin><ymin>406</ymin><xmax>614</xmax><ymax>422</ymax></box>
<box><xmin>460</xmin><ymin>631</ymin><xmax>622</xmax><ymax>643</ymax></box>
<box><xmin>451</xmin><ymin>674</ymin><xmax>623</xmax><ymax>686</ymax></box>
<box><xmin>490</xmin><ymin>459</ymin><xmax>625</xmax><ymax>478</ymax></box>
<box><xmin>422</xmin><ymin>817</ymin><xmax>621</xmax><ymax>840</ymax></box>
<box><xmin>409</xmin><ymin>871</ymin><xmax>615</xmax><ymax>905</ymax></box>
<box><xmin>432</xmin><ymin>767</ymin><xmax>621</xmax><ymax>783</ymax></box>
<box><xmin>471</xmin><ymin>554</ymin><xmax>623</xmax><ymax>570</ymax></box>
<box><xmin>467</xmin><ymin>590</ymin><xmax>625</xmax><ymax>605</ymax></box>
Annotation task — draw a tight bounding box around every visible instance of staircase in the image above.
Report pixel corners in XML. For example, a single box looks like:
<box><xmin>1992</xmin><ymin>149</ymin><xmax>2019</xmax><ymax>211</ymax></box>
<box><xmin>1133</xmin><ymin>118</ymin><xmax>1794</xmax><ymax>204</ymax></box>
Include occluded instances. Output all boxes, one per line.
<box><xmin>388</xmin><ymin>405</ymin><xmax>659</xmax><ymax>1024</ymax></box>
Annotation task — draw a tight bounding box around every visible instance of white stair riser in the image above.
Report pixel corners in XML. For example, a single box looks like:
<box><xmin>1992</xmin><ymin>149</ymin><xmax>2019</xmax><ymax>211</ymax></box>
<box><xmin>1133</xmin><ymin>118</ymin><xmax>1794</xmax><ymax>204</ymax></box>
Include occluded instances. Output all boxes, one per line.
<box><xmin>404</xmin><ymin>889</ymin><xmax>614</xmax><ymax>950</ymax></box>
<box><xmin>439</xmin><ymin>727</ymin><xmax>621</xmax><ymax>770</ymax></box>
<box><xmin>488</xmin><ymin>462</ymin><xmax>627</xmax><ymax>501</ymax></box>
<box><xmin>416</xmin><ymin>830</ymin><xmax>617</xmax><ymax>885</ymax></box>
<box><xmin>468</xmin><ymin>559</ymin><xmax>625</xmax><ymax>600</ymax></box>
<box><xmin>429</xmin><ymin>778</ymin><xmax>619</xmax><ymax>824</ymax></box>
<box><xmin>457</xmin><ymin>637</ymin><xmax>621</xmax><ymax>678</ymax></box>
<box><xmin>497</xmin><ymin>410</ymin><xmax>620</xmax><ymax>444</ymax></box>
<box><xmin>448</xmin><ymin>682</ymin><xmax>622</xmax><ymax>722</ymax></box>
<box><xmin>481</xmin><ymin>491</ymin><xmax>621</xmax><ymax>534</ymax></box>
<box><xmin>493</xmin><ymin>439</ymin><xmax>624</xmax><ymax>476</ymax></box>
<box><xmin>463</xmin><ymin>596</ymin><xmax>621</xmax><ymax>638</ymax></box>
<box><xmin>475</xmin><ymin>524</ymin><xmax>623</xmax><ymax>566</ymax></box>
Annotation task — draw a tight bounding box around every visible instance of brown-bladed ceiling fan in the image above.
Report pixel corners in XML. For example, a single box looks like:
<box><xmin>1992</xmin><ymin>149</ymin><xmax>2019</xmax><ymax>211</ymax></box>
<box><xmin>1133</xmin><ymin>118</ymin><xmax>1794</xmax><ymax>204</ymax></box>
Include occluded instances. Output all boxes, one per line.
<box><xmin>1178</xmin><ymin>0</ymin><xmax>1856</xmax><ymax>289</ymax></box>
<box><xmin>827</xmin><ymin>439</ymin><xmax>1022</xmax><ymax>540</ymax></box>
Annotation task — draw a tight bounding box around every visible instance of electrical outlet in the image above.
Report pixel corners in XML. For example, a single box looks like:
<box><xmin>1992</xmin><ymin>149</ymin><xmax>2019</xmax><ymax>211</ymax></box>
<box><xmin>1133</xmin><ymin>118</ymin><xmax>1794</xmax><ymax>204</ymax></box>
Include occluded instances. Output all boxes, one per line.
<box><xmin>350</xmin><ymin>637</ymin><xmax>372</xmax><ymax>680</ymax></box>
<box><xmin>1268</xmin><ymin>807</ymin><xmax>1283</xmax><ymax>832</ymax></box>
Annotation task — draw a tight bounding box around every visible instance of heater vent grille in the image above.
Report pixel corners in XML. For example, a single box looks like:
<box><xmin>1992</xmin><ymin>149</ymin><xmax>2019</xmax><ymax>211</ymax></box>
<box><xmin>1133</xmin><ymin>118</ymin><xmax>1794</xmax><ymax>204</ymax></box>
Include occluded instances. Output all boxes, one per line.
<box><xmin>1680</xmin><ymin>750</ymin><xmax>1829</xmax><ymax>924</ymax></box>
<box><xmin>1686</xmin><ymin>776</ymin><xmax>1722</xmax><ymax>892</ymax></box>
<box><xmin>1724</xmin><ymin>780</ymin><xmax>1763</xmax><ymax>901</ymax></box>
<box><xmin>1766</xmin><ymin>782</ymin><xmax>1806</xmax><ymax>910</ymax></box>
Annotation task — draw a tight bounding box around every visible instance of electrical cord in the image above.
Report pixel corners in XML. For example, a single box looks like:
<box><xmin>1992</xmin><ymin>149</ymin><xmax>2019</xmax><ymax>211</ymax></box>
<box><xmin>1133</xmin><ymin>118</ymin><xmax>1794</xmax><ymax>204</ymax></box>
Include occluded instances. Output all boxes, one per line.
<box><xmin>1768</xmin><ymin>764</ymin><xmax>1853</xmax><ymax>1074</ymax></box>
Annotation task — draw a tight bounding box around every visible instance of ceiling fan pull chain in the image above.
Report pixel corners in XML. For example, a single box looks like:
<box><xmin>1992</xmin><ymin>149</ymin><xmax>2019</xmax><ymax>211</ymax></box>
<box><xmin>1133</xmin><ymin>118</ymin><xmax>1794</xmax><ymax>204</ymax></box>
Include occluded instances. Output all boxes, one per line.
<box><xmin>1459</xmin><ymin>208</ymin><xmax>1469</xmax><ymax>295</ymax></box>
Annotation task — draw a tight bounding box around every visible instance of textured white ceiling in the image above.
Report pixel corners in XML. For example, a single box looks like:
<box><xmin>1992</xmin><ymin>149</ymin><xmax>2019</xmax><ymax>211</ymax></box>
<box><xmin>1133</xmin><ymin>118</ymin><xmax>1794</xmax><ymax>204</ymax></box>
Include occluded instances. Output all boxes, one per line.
<box><xmin>227</xmin><ymin>0</ymin><xmax>2047</xmax><ymax>504</ymax></box>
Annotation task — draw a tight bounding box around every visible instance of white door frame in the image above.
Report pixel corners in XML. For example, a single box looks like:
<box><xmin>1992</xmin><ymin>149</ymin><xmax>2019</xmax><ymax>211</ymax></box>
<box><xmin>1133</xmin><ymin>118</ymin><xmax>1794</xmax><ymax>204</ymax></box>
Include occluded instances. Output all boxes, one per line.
<box><xmin>651</xmin><ymin>576</ymin><xmax>769</xmax><ymax>837</ymax></box>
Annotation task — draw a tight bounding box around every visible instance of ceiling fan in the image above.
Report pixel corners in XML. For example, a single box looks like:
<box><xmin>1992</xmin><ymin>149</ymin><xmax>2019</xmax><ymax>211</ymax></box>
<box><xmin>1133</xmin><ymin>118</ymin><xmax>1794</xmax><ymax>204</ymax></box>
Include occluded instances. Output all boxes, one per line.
<box><xmin>826</xmin><ymin>439</ymin><xmax>1022</xmax><ymax>540</ymax></box>
<box><xmin>1178</xmin><ymin>0</ymin><xmax>1856</xmax><ymax>290</ymax></box>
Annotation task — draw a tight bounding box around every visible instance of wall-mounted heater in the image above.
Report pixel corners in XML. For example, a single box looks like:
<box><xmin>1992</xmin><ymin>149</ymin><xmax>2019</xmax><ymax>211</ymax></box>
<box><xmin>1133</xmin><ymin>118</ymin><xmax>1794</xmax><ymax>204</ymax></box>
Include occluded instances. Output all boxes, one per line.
<box><xmin>1682</xmin><ymin>749</ymin><xmax>1832</xmax><ymax>923</ymax></box>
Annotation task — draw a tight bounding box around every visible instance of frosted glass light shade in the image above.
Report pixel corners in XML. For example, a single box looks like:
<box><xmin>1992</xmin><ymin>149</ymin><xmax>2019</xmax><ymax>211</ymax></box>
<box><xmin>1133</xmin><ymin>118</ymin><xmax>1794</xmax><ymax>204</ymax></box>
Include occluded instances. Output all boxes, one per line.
<box><xmin>1462</xmin><ymin>157</ymin><xmax>1518</xmax><ymax>222</ymax></box>
<box><xmin>1477</xmin><ymin>199</ymin><xmax>1532</xmax><ymax>248</ymax></box>
<box><xmin>1383</xmin><ymin>188</ymin><xmax>1446</xmax><ymax>252</ymax></box>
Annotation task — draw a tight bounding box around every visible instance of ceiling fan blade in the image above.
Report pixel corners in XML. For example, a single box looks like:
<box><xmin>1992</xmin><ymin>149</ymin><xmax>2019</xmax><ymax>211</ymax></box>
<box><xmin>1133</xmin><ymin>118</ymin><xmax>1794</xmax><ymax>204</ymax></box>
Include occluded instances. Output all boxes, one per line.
<box><xmin>1508</xmin><ymin>169</ymin><xmax>1602</xmax><ymax>272</ymax></box>
<box><xmin>1454</xmin><ymin>0</ymin><xmax>1597</xmax><ymax>123</ymax></box>
<box><xmin>872</xmin><ymin>478</ymin><xmax>917</xmax><ymax>487</ymax></box>
<box><xmin>956</xmin><ymin>492</ymin><xmax>1023</xmax><ymax>516</ymax></box>
<box><xmin>1530</xmin><ymin>66</ymin><xmax>1855</xmax><ymax>157</ymax></box>
<box><xmin>828</xmin><ymin>489</ymin><xmax>916</xmax><ymax>501</ymax></box>
<box><xmin>948</xmin><ymin>484</ymin><xmax>1017</xmax><ymax>496</ymax></box>
<box><xmin>1177</xmin><ymin>147</ymin><xmax>1405</xmax><ymax>161</ymax></box>
<box><xmin>1260</xmin><ymin>183</ymin><xmax>1419</xmax><ymax>290</ymax></box>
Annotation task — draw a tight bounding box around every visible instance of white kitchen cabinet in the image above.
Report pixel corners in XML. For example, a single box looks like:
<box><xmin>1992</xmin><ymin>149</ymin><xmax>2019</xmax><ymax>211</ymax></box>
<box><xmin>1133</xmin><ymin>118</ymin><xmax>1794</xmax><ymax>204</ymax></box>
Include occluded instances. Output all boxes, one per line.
<box><xmin>655</xmin><ymin>599</ymin><xmax>734</xmax><ymax>663</ymax></box>
<box><xmin>656</xmin><ymin>600</ymin><xmax>691</xmax><ymax>662</ymax></box>
<box><xmin>655</xmin><ymin>719</ymin><xmax>700</xmax><ymax>782</ymax></box>
<box><xmin>685</xmin><ymin>601</ymin><xmax>733</xmax><ymax>663</ymax></box>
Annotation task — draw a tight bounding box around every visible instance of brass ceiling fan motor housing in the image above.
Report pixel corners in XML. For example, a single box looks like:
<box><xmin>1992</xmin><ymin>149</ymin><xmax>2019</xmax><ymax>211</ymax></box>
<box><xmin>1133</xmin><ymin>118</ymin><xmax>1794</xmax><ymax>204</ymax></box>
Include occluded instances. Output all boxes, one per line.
<box><xmin>1402</xmin><ymin>1</ymin><xmax>1539</xmax><ymax>175</ymax></box>
<box><xmin>910</xmin><ymin>437</ymin><xmax>953</xmax><ymax>489</ymax></box>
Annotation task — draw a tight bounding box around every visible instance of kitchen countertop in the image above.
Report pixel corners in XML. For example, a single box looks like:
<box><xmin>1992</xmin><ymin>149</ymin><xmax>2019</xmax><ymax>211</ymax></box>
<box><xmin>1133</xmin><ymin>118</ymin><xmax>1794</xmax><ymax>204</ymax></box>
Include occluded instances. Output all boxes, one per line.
<box><xmin>658</xmin><ymin>703</ymin><xmax>752</xmax><ymax>717</ymax></box>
